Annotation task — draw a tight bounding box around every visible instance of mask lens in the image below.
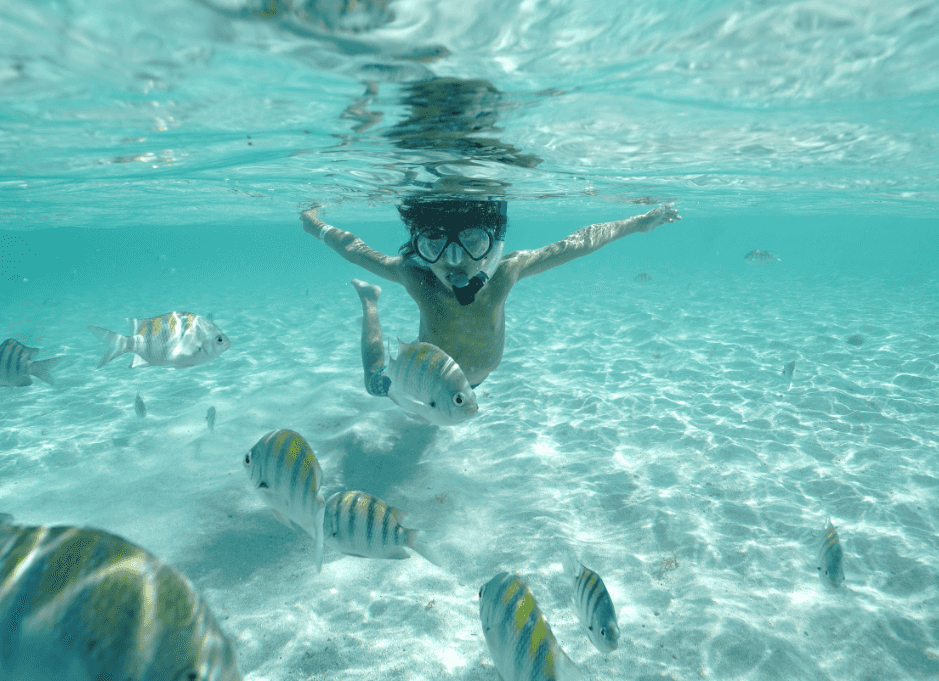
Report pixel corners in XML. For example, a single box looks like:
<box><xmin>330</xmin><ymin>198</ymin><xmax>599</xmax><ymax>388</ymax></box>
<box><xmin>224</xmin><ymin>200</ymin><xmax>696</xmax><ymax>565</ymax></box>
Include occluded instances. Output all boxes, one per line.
<box><xmin>458</xmin><ymin>228</ymin><xmax>493</xmax><ymax>260</ymax></box>
<box><xmin>415</xmin><ymin>232</ymin><xmax>449</xmax><ymax>263</ymax></box>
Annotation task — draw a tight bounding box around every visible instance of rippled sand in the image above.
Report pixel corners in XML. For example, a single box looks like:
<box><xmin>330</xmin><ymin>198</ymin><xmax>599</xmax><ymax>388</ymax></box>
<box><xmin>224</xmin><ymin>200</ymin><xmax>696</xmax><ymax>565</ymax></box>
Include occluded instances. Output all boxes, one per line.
<box><xmin>1</xmin><ymin>263</ymin><xmax>937</xmax><ymax>680</ymax></box>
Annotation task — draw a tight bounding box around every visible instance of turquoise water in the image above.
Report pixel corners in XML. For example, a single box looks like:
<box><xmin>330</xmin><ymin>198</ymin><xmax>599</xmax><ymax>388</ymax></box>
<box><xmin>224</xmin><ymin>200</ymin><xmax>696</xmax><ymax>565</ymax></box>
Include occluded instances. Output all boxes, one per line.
<box><xmin>2</xmin><ymin>1</ymin><xmax>939</xmax><ymax>680</ymax></box>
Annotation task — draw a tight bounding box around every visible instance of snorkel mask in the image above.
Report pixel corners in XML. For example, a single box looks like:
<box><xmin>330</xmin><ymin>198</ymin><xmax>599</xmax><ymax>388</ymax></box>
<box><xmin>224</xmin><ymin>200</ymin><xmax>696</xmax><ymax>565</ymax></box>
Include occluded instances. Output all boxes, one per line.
<box><xmin>412</xmin><ymin>201</ymin><xmax>507</xmax><ymax>305</ymax></box>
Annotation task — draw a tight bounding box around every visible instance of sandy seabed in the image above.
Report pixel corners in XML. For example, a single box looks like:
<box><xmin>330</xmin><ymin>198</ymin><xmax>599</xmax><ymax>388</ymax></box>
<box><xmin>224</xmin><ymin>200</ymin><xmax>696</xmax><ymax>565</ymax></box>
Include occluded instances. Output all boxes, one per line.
<box><xmin>2</xmin><ymin>264</ymin><xmax>938</xmax><ymax>681</ymax></box>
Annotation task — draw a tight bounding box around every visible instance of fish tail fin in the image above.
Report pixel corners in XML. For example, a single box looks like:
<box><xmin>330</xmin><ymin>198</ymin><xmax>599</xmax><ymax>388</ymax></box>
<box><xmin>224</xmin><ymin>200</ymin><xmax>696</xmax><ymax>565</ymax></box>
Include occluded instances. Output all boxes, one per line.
<box><xmin>561</xmin><ymin>550</ymin><xmax>582</xmax><ymax>584</ymax></box>
<box><xmin>28</xmin><ymin>356</ymin><xmax>63</xmax><ymax>385</ymax></box>
<box><xmin>88</xmin><ymin>326</ymin><xmax>129</xmax><ymax>368</ymax></box>
<box><xmin>556</xmin><ymin>649</ymin><xmax>583</xmax><ymax>681</ymax></box>
<box><xmin>408</xmin><ymin>527</ymin><xmax>443</xmax><ymax>566</ymax></box>
<box><xmin>313</xmin><ymin>498</ymin><xmax>325</xmax><ymax>574</ymax></box>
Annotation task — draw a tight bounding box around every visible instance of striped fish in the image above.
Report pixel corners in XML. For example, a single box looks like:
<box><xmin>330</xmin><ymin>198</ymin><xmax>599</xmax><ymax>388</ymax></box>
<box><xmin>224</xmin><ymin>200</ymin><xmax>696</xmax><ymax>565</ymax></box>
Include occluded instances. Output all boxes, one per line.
<box><xmin>0</xmin><ymin>338</ymin><xmax>62</xmax><ymax>387</ymax></box>
<box><xmin>561</xmin><ymin>552</ymin><xmax>619</xmax><ymax>653</ymax></box>
<box><xmin>818</xmin><ymin>517</ymin><xmax>845</xmax><ymax>588</ymax></box>
<box><xmin>244</xmin><ymin>430</ymin><xmax>326</xmax><ymax>573</ymax></box>
<box><xmin>323</xmin><ymin>491</ymin><xmax>441</xmax><ymax>566</ymax></box>
<box><xmin>386</xmin><ymin>340</ymin><xmax>478</xmax><ymax>426</ymax></box>
<box><xmin>0</xmin><ymin>517</ymin><xmax>242</xmax><ymax>681</ymax></box>
<box><xmin>782</xmin><ymin>360</ymin><xmax>795</xmax><ymax>383</ymax></box>
<box><xmin>206</xmin><ymin>406</ymin><xmax>217</xmax><ymax>432</ymax></box>
<box><xmin>744</xmin><ymin>249</ymin><xmax>780</xmax><ymax>263</ymax></box>
<box><xmin>478</xmin><ymin>572</ymin><xmax>582</xmax><ymax>681</ymax></box>
<box><xmin>88</xmin><ymin>311</ymin><xmax>230</xmax><ymax>369</ymax></box>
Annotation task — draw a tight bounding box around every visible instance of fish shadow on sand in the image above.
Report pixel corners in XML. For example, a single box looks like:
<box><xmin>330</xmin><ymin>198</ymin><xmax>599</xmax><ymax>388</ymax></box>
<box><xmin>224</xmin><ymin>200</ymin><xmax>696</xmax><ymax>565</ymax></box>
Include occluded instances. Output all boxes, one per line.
<box><xmin>321</xmin><ymin>412</ymin><xmax>440</xmax><ymax>500</ymax></box>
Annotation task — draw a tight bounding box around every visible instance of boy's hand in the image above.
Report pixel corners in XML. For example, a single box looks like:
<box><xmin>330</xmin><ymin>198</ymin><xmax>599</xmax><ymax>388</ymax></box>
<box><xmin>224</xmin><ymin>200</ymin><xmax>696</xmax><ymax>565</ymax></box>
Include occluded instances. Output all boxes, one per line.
<box><xmin>634</xmin><ymin>205</ymin><xmax>681</xmax><ymax>233</ymax></box>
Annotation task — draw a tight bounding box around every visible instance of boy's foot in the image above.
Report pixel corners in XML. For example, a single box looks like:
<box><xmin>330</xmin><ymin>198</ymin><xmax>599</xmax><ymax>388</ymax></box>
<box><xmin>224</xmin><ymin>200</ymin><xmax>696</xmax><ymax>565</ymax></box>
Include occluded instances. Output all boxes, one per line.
<box><xmin>351</xmin><ymin>279</ymin><xmax>381</xmax><ymax>301</ymax></box>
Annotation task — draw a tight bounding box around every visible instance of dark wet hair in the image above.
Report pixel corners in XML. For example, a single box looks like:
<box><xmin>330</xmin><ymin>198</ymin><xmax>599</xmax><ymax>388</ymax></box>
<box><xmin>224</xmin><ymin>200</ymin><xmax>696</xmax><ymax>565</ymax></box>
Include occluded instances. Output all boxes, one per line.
<box><xmin>397</xmin><ymin>198</ymin><xmax>507</xmax><ymax>259</ymax></box>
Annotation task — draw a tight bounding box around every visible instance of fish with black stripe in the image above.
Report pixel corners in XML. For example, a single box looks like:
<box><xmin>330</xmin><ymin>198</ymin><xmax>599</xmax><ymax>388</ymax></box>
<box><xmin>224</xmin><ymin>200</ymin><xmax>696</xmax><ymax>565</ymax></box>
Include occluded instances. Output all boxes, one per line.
<box><xmin>561</xmin><ymin>551</ymin><xmax>619</xmax><ymax>653</ymax></box>
<box><xmin>0</xmin><ymin>514</ymin><xmax>242</xmax><ymax>681</ymax></box>
<box><xmin>386</xmin><ymin>339</ymin><xmax>478</xmax><ymax>426</ymax></box>
<box><xmin>818</xmin><ymin>516</ymin><xmax>845</xmax><ymax>588</ymax></box>
<box><xmin>323</xmin><ymin>490</ymin><xmax>441</xmax><ymax>565</ymax></box>
<box><xmin>88</xmin><ymin>311</ymin><xmax>230</xmax><ymax>369</ymax></box>
<box><xmin>0</xmin><ymin>338</ymin><xmax>62</xmax><ymax>387</ymax></box>
<box><xmin>244</xmin><ymin>430</ymin><xmax>326</xmax><ymax>573</ymax></box>
<box><xmin>478</xmin><ymin>572</ymin><xmax>582</xmax><ymax>681</ymax></box>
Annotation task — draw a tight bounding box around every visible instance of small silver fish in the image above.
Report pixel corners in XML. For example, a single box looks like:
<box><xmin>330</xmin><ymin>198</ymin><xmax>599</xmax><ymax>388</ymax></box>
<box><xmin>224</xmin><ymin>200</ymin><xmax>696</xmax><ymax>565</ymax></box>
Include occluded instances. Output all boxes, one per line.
<box><xmin>386</xmin><ymin>340</ymin><xmax>478</xmax><ymax>426</ymax></box>
<box><xmin>89</xmin><ymin>311</ymin><xmax>230</xmax><ymax>369</ymax></box>
<box><xmin>818</xmin><ymin>517</ymin><xmax>845</xmax><ymax>588</ymax></box>
<box><xmin>245</xmin><ymin>430</ymin><xmax>326</xmax><ymax>572</ymax></box>
<box><xmin>207</xmin><ymin>406</ymin><xmax>217</xmax><ymax>432</ymax></box>
<box><xmin>479</xmin><ymin>572</ymin><xmax>583</xmax><ymax>681</ymax></box>
<box><xmin>0</xmin><ymin>338</ymin><xmax>63</xmax><ymax>387</ymax></box>
<box><xmin>562</xmin><ymin>551</ymin><xmax>620</xmax><ymax>653</ymax></box>
<box><xmin>324</xmin><ymin>490</ymin><xmax>441</xmax><ymax>565</ymax></box>
<box><xmin>782</xmin><ymin>360</ymin><xmax>796</xmax><ymax>382</ymax></box>
<box><xmin>0</xmin><ymin>518</ymin><xmax>242</xmax><ymax>681</ymax></box>
<box><xmin>134</xmin><ymin>392</ymin><xmax>147</xmax><ymax>418</ymax></box>
<box><xmin>744</xmin><ymin>249</ymin><xmax>780</xmax><ymax>263</ymax></box>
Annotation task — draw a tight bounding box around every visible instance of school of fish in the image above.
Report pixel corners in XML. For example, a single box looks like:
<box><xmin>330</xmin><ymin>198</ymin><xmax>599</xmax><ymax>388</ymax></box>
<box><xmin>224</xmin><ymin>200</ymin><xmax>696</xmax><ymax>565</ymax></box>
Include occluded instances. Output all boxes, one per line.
<box><xmin>2</xmin><ymin>272</ymin><xmax>854</xmax><ymax>680</ymax></box>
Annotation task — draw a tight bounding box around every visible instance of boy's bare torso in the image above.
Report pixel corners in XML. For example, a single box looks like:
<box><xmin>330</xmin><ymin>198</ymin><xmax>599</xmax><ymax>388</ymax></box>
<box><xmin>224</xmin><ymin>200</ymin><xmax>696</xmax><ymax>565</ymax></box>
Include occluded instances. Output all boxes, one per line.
<box><xmin>400</xmin><ymin>257</ymin><xmax>517</xmax><ymax>385</ymax></box>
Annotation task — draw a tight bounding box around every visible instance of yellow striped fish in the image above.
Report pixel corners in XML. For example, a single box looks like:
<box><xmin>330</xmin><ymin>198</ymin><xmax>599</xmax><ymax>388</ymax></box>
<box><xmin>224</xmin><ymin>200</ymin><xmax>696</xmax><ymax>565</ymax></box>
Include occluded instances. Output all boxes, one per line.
<box><xmin>818</xmin><ymin>517</ymin><xmax>845</xmax><ymax>588</ymax></box>
<box><xmin>386</xmin><ymin>340</ymin><xmax>478</xmax><ymax>426</ymax></box>
<box><xmin>324</xmin><ymin>491</ymin><xmax>441</xmax><ymax>566</ymax></box>
<box><xmin>88</xmin><ymin>311</ymin><xmax>230</xmax><ymax>369</ymax></box>
<box><xmin>0</xmin><ymin>338</ymin><xmax>62</xmax><ymax>387</ymax></box>
<box><xmin>244</xmin><ymin>430</ymin><xmax>326</xmax><ymax>573</ymax></box>
<box><xmin>479</xmin><ymin>572</ymin><xmax>582</xmax><ymax>681</ymax></box>
<box><xmin>562</xmin><ymin>551</ymin><xmax>619</xmax><ymax>653</ymax></box>
<box><xmin>0</xmin><ymin>516</ymin><xmax>242</xmax><ymax>681</ymax></box>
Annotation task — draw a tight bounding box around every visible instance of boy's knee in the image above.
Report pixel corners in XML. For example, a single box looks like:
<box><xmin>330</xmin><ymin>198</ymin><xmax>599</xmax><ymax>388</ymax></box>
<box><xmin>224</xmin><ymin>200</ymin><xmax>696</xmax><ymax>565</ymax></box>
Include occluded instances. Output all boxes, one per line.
<box><xmin>365</xmin><ymin>368</ymin><xmax>391</xmax><ymax>397</ymax></box>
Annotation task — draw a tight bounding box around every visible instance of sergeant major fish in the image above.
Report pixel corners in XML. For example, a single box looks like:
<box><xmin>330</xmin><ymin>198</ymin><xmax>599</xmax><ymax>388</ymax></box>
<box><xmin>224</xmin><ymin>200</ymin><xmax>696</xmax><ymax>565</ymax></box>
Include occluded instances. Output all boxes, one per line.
<box><xmin>782</xmin><ymin>360</ymin><xmax>796</xmax><ymax>382</ymax></box>
<box><xmin>324</xmin><ymin>490</ymin><xmax>441</xmax><ymax>565</ymax></box>
<box><xmin>562</xmin><ymin>551</ymin><xmax>620</xmax><ymax>653</ymax></box>
<box><xmin>88</xmin><ymin>311</ymin><xmax>230</xmax><ymax>369</ymax></box>
<box><xmin>478</xmin><ymin>572</ymin><xmax>582</xmax><ymax>681</ymax></box>
<box><xmin>386</xmin><ymin>340</ymin><xmax>478</xmax><ymax>426</ymax></box>
<box><xmin>818</xmin><ymin>516</ymin><xmax>845</xmax><ymax>588</ymax></box>
<box><xmin>134</xmin><ymin>392</ymin><xmax>147</xmax><ymax>418</ymax></box>
<box><xmin>206</xmin><ymin>406</ymin><xmax>217</xmax><ymax>432</ymax></box>
<box><xmin>0</xmin><ymin>515</ymin><xmax>242</xmax><ymax>681</ymax></box>
<box><xmin>0</xmin><ymin>338</ymin><xmax>63</xmax><ymax>387</ymax></box>
<box><xmin>244</xmin><ymin>430</ymin><xmax>326</xmax><ymax>573</ymax></box>
<box><xmin>744</xmin><ymin>249</ymin><xmax>780</xmax><ymax>263</ymax></box>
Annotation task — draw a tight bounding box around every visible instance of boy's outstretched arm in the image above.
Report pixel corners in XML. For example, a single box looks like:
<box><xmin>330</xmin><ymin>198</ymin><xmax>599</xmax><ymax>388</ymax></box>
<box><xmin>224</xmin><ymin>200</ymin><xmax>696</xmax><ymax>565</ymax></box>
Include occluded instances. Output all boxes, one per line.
<box><xmin>301</xmin><ymin>208</ymin><xmax>405</xmax><ymax>284</ymax></box>
<box><xmin>511</xmin><ymin>205</ymin><xmax>680</xmax><ymax>280</ymax></box>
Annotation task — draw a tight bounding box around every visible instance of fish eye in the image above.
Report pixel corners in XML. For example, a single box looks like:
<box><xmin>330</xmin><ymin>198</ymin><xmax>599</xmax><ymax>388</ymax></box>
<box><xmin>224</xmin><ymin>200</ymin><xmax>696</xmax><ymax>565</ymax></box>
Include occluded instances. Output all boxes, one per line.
<box><xmin>216</xmin><ymin>335</ymin><xmax>224</xmax><ymax>344</ymax></box>
<box><xmin>453</xmin><ymin>393</ymin><xmax>464</xmax><ymax>405</ymax></box>
<box><xmin>600</xmin><ymin>627</ymin><xmax>606</xmax><ymax>637</ymax></box>
<box><xmin>429</xmin><ymin>400</ymin><xmax>436</xmax><ymax>408</ymax></box>
<box><xmin>244</xmin><ymin>453</ymin><xmax>250</xmax><ymax>464</ymax></box>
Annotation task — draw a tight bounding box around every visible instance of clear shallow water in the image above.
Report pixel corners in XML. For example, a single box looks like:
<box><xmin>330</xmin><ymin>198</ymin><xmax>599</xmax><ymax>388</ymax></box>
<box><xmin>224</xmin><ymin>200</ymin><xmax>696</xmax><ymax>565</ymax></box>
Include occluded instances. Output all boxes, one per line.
<box><xmin>2</xmin><ymin>1</ymin><xmax>939</xmax><ymax>680</ymax></box>
<box><xmin>2</xmin><ymin>0</ymin><xmax>939</xmax><ymax>227</ymax></box>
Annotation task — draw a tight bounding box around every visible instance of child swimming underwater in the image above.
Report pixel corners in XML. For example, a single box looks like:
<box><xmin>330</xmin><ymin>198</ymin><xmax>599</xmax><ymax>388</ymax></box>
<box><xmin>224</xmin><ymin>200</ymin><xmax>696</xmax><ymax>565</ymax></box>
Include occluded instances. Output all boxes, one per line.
<box><xmin>301</xmin><ymin>199</ymin><xmax>680</xmax><ymax>394</ymax></box>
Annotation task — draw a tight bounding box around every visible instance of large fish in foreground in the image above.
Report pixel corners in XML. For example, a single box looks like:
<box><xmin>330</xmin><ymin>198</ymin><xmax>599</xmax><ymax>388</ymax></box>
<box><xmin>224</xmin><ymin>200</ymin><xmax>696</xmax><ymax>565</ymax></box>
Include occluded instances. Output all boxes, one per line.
<box><xmin>0</xmin><ymin>515</ymin><xmax>242</xmax><ymax>681</ymax></box>
<box><xmin>479</xmin><ymin>572</ymin><xmax>582</xmax><ymax>681</ymax></box>
<box><xmin>89</xmin><ymin>311</ymin><xmax>230</xmax><ymax>369</ymax></box>
<box><xmin>244</xmin><ymin>430</ymin><xmax>326</xmax><ymax>573</ymax></box>
<box><xmin>324</xmin><ymin>491</ymin><xmax>441</xmax><ymax>566</ymax></box>
<box><xmin>386</xmin><ymin>340</ymin><xmax>478</xmax><ymax>425</ymax></box>
<box><xmin>0</xmin><ymin>338</ymin><xmax>63</xmax><ymax>387</ymax></box>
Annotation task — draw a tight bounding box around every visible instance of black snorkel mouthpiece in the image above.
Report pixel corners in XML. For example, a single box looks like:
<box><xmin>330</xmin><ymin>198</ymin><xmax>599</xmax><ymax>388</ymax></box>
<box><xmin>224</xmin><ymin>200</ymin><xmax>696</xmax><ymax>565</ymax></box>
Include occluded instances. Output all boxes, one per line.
<box><xmin>452</xmin><ymin>272</ymin><xmax>488</xmax><ymax>306</ymax></box>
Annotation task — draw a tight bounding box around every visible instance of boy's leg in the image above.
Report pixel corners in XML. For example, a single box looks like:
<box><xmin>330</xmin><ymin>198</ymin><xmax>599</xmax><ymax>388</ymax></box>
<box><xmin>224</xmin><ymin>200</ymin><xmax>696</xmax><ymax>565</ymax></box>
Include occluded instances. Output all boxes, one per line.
<box><xmin>351</xmin><ymin>279</ymin><xmax>390</xmax><ymax>396</ymax></box>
